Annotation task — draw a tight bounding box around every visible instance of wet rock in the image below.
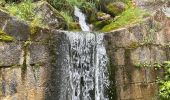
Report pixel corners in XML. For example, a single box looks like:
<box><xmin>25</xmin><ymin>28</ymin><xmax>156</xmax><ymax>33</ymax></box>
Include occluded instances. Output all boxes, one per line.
<box><xmin>35</xmin><ymin>1</ymin><xmax>67</xmax><ymax>29</ymax></box>
<box><xmin>106</xmin><ymin>2</ymin><xmax>126</xmax><ymax>16</ymax></box>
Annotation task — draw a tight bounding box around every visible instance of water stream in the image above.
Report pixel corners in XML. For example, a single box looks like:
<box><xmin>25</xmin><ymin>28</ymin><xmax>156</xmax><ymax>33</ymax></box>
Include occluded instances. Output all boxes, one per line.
<box><xmin>74</xmin><ymin>6</ymin><xmax>90</xmax><ymax>31</ymax></box>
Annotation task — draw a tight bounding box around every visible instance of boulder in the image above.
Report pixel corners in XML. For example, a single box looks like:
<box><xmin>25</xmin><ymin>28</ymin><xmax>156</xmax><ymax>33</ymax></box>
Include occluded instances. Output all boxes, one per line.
<box><xmin>96</xmin><ymin>12</ymin><xmax>111</xmax><ymax>21</ymax></box>
<box><xmin>106</xmin><ymin>2</ymin><xmax>126</xmax><ymax>16</ymax></box>
<box><xmin>35</xmin><ymin>1</ymin><xmax>67</xmax><ymax>29</ymax></box>
<box><xmin>0</xmin><ymin>9</ymin><xmax>30</xmax><ymax>41</ymax></box>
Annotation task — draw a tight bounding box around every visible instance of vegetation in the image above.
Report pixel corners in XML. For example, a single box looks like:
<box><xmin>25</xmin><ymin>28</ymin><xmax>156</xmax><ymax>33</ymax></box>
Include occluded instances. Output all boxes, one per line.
<box><xmin>0</xmin><ymin>0</ymin><xmax>149</xmax><ymax>31</ymax></box>
<box><xmin>5</xmin><ymin>0</ymin><xmax>35</xmax><ymax>21</ymax></box>
<box><xmin>157</xmin><ymin>61</ymin><xmax>170</xmax><ymax>100</ymax></box>
<box><xmin>101</xmin><ymin>7</ymin><xmax>149</xmax><ymax>32</ymax></box>
<box><xmin>0</xmin><ymin>29</ymin><xmax>14</xmax><ymax>42</ymax></box>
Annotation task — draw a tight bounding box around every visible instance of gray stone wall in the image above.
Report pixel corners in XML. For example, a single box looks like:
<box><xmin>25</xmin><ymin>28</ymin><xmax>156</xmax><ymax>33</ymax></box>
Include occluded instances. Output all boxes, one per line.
<box><xmin>105</xmin><ymin>9</ymin><xmax>170</xmax><ymax>100</ymax></box>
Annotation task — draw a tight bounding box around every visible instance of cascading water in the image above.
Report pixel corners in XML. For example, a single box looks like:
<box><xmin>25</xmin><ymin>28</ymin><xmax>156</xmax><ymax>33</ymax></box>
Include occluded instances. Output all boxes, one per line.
<box><xmin>58</xmin><ymin>31</ymin><xmax>110</xmax><ymax>100</ymax></box>
<box><xmin>74</xmin><ymin>6</ymin><xmax>90</xmax><ymax>31</ymax></box>
<box><xmin>56</xmin><ymin>6</ymin><xmax>111</xmax><ymax>100</ymax></box>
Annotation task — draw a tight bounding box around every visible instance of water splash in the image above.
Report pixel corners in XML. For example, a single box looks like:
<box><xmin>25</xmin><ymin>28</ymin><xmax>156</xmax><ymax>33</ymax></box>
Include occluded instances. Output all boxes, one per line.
<box><xmin>162</xmin><ymin>6</ymin><xmax>170</xmax><ymax>17</ymax></box>
<box><xmin>74</xmin><ymin>6</ymin><xmax>90</xmax><ymax>31</ymax></box>
<box><xmin>58</xmin><ymin>32</ymin><xmax>109</xmax><ymax>100</ymax></box>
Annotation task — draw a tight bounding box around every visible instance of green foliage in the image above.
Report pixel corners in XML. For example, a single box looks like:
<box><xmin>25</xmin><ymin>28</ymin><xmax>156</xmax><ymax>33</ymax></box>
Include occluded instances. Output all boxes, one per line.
<box><xmin>59</xmin><ymin>11</ymin><xmax>74</xmax><ymax>25</ymax></box>
<box><xmin>101</xmin><ymin>7</ymin><xmax>149</xmax><ymax>32</ymax></box>
<box><xmin>59</xmin><ymin>11</ymin><xmax>80</xmax><ymax>30</ymax></box>
<box><xmin>158</xmin><ymin>61</ymin><xmax>170</xmax><ymax>100</ymax></box>
<box><xmin>5</xmin><ymin>0</ymin><xmax>35</xmax><ymax>21</ymax></box>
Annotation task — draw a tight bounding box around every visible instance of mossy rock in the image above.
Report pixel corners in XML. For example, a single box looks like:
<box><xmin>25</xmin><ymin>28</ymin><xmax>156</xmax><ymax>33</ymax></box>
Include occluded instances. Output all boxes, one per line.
<box><xmin>35</xmin><ymin>1</ymin><xmax>67</xmax><ymax>29</ymax></box>
<box><xmin>68</xmin><ymin>22</ymin><xmax>81</xmax><ymax>31</ymax></box>
<box><xmin>106</xmin><ymin>2</ymin><xmax>126</xmax><ymax>16</ymax></box>
<box><xmin>96</xmin><ymin>12</ymin><xmax>111</xmax><ymax>21</ymax></box>
<box><xmin>0</xmin><ymin>29</ymin><xmax>14</xmax><ymax>42</ymax></box>
<box><xmin>94</xmin><ymin>19</ymin><xmax>112</xmax><ymax>30</ymax></box>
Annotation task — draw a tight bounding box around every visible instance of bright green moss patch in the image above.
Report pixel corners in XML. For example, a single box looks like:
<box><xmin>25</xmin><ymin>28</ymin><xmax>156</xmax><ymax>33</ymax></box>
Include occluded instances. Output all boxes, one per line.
<box><xmin>101</xmin><ymin>8</ymin><xmax>150</xmax><ymax>32</ymax></box>
<box><xmin>0</xmin><ymin>30</ymin><xmax>14</xmax><ymax>42</ymax></box>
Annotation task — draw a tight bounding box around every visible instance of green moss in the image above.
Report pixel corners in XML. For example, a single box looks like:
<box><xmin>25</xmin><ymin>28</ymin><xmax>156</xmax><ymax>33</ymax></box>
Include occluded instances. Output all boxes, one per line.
<box><xmin>94</xmin><ymin>20</ymin><xmax>112</xmax><ymax>30</ymax></box>
<box><xmin>101</xmin><ymin>7</ymin><xmax>149</xmax><ymax>32</ymax></box>
<box><xmin>106</xmin><ymin>3</ymin><xmax>126</xmax><ymax>16</ymax></box>
<box><xmin>127</xmin><ymin>41</ymin><xmax>140</xmax><ymax>49</ymax></box>
<box><xmin>68</xmin><ymin>22</ymin><xmax>81</xmax><ymax>31</ymax></box>
<box><xmin>0</xmin><ymin>30</ymin><xmax>14</xmax><ymax>42</ymax></box>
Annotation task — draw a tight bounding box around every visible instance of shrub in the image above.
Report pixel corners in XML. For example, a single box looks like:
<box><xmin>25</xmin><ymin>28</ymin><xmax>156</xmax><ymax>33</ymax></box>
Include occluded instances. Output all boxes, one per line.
<box><xmin>158</xmin><ymin>61</ymin><xmax>170</xmax><ymax>100</ymax></box>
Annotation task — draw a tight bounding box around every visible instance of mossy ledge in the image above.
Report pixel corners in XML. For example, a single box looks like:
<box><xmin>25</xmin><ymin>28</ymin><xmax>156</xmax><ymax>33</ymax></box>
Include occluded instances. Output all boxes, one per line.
<box><xmin>0</xmin><ymin>29</ymin><xmax>14</xmax><ymax>42</ymax></box>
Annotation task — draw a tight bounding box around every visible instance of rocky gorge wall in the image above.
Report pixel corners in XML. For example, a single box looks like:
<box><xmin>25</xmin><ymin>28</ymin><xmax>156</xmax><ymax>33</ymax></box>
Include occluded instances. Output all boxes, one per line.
<box><xmin>0</xmin><ymin>5</ymin><xmax>170</xmax><ymax>100</ymax></box>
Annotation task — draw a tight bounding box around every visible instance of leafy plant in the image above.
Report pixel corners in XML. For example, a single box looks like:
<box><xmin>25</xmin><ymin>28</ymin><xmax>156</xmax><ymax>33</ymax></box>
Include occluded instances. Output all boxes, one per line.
<box><xmin>158</xmin><ymin>61</ymin><xmax>170</xmax><ymax>100</ymax></box>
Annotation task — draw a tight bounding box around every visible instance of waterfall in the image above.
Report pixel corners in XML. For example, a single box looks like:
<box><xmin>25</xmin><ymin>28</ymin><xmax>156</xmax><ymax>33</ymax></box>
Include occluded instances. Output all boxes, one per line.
<box><xmin>57</xmin><ymin>31</ymin><xmax>110</xmax><ymax>100</ymax></box>
<box><xmin>162</xmin><ymin>6</ymin><xmax>170</xmax><ymax>17</ymax></box>
<box><xmin>55</xmin><ymin>6</ymin><xmax>110</xmax><ymax>100</ymax></box>
<box><xmin>74</xmin><ymin>6</ymin><xmax>90</xmax><ymax>31</ymax></box>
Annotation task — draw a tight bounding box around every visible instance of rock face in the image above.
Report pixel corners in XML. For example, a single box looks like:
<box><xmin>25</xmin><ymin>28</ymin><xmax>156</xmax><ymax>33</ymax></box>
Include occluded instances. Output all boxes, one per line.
<box><xmin>104</xmin><ymin>4</ymin><xmax>170</xmax><ymax>99</ymax></box>
<box><xmin>133</xmin><ymin>0</ymin><xmax>166</xmax><ymax>13</ymax></box>
<box><xmin>35</xmin><ymin>1</ymin><xmax>67</xmax><ymax>29</ymax></box>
